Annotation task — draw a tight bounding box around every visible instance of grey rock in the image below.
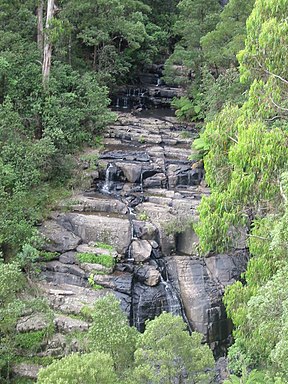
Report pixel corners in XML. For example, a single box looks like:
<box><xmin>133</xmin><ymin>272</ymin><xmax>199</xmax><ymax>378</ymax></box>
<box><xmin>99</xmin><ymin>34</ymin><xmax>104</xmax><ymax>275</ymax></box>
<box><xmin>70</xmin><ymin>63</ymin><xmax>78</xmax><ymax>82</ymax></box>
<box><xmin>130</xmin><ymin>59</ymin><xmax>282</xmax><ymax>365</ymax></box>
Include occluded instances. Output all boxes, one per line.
<box><xmin>16</xmin><ymin>314</ymin><xmax>48</xmax><ymax>333</ymax></box>
<box><xmin>54</xmin><ymin>315</ymin><xmax>89</xmax><ymax>333</ymax></box>
<box><xmin>39</xmin><ymin>220</ymin><xmax>81</xmax><ymax>253</ymax></box>
<box><xmin>94</xmin><ymin>272</ymin><xmax>132</xmax><ymax>295</ymax></box>
<box><xmin>176</xmin><ymin>227</ymin><xmax>199</xmax><ymax>255</ymax></box>
<box><xmin>167</xmin><ymin>255</ymin><xmax>232</xmax><ymax>346</ymax></box>
<box><xmin>132</xmin><ymin>220</ymin><xmax>158</xmax><ymax>241</ymax></box>
<box><xmin>135</xmin><ymin>265</ymin><xmax>161</xmax><ymax>286</ymax></box>
<box><xmin>59</xmin><ymin>251</ymin><xmax>77</xmax><ymax>264</ymax></box>
<box><xmin>59</xmin><ymin>213</ymin><xmax>131</xmax><ymax>255</ymax></box>
<box><xmin>76</xmin><ymin>243</ymin><xmax>117</xmax><ymax>258</ymax></box>
<box><xmin>81</xmin><ymin>262</ymin><xmax>113</xmax><ymax>275</ymax></box>
<box><xmin>130</xmin><ymin>239</ymin><xmax>152</xmax><ymax>262</ymax></box>
<box><xmin>40</xmin><ymin>282</ymin><xmax>112</xmax><ymax>314</ymax></box>
<box><xmin>69</xmin><ymin>195</ymin><xmax>128</xmax><ymax>215</ymax></box>
<box><xmin>115</xmin><ymin>162</ymin><xmax>142</xmax><ymax>183</ymax></box>
<box><xmin>205</xmin><ymin>251</ymin><xmax>248</xmax><ymax>287</ymax></box>
<box><xmin>143</xmin><ymin>173</ymin><xmax>166</xmax><ymax>188</ymax></box>
<box><xmin>12</xmin><ymin>363</ymin><xmax>42</xmax><ymax>380</ymax></box>
<box><xmin>41</xmin><ymin>333</ymin><xmax>66</xmax><ymax>357</ymax></box>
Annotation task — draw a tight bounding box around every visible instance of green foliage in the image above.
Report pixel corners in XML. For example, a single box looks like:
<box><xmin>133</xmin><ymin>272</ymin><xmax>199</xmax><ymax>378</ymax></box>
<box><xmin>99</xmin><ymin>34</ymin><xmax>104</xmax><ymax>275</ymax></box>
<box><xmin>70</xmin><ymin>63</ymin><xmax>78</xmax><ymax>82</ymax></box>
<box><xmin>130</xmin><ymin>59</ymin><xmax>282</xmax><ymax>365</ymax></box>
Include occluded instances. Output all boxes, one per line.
<box><xmin>164</xmin><ymin>0</ymin><xmax>220</xmax><ymax>85</ymax></box>
<box><xmin>163</xmin><ymin>217</ymin><xmax>194</xmax><ymax>236</ymax></box>
<box><xmin>87</xmin><ymin>274</ymin><xmax>104</xmax><ymax>290</ymax></box>
<box><xmin>15</xmin><ymin>330</ymin><xmax>46</xmax><ymax>352</ymax></box>
<box><xmin>201</xmin><ymin>0</ymin><xmax>255</xmax><ymax>68</ymax></box>
<box><xmin>93</xmin><ymin>242</ymin><xmax>114</xmax><ymax>250</ymax></box>
<box><xmin>87</xmin><ymin>294</ymin><xmax>139</xmax><ymax>375</ymax></box>
<box><xmin>172</xmin><ymin>96</ymin><xmax>204</xmax><ymax>122</ymax></box>
<box><xmin>0</xmin><ymin>263</ymin><xmax>25</xmax><ymax>379</ymax></box>
<box><xmin>133</xmin><ymin>312</ymin><xmax>214</xmax><ymax>383</ymax></box>
<box><xmin>76</xmin><ymin>252</ymin><xmax>115</xmax><ymax>268</ymax></box>
<box><xmin>37</xmin><ymin>352</ymin><xmax>119</xmax><ymax>384</ymax></box>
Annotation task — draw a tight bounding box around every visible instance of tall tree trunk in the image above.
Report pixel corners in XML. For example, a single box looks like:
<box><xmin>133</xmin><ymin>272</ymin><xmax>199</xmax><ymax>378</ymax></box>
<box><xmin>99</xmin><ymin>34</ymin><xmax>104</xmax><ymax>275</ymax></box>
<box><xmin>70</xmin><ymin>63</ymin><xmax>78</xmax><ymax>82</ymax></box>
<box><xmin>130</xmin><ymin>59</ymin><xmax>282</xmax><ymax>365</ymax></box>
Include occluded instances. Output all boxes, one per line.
<box><xmin>37</xmin><ymin>0</ymin><xmax>44</xmax><ymax>52</ymax></box>
<box><xmin>42</xmin><ymin>0</ymin><xmax>55</xmax><ymax>88</ymax></box>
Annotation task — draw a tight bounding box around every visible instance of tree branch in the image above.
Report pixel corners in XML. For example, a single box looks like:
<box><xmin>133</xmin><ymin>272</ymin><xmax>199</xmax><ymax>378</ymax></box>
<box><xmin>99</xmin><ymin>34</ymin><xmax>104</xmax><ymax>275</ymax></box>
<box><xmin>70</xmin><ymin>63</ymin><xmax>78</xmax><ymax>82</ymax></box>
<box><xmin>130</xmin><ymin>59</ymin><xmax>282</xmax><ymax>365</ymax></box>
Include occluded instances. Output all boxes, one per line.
<box><xmin>270</xmin><ymin>97</ymin><xmax>288</xmax><ymax>112</ymax></box>
<box><xmin>257</xmin><ymin>60</ymin><xmax>288</xmax><ymax>85</ymax></box>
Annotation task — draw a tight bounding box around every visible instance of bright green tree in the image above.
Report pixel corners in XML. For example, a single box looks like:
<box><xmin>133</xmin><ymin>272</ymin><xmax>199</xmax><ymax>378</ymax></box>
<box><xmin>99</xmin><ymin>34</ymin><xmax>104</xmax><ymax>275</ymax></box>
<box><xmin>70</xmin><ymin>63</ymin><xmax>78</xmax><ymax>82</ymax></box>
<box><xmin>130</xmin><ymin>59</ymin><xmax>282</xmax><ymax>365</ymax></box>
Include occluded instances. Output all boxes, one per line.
<box><xmin>37</xmin><ymin>352</ymin><xmax>119</xmax><ymax>384</ymax></box>
<box><xmin>132</xmin><ymin>312</ymin><xmax>214</xmax><ymax>384</ymax></box>
<box><xmin>87</xmin><ymin>294</ymin><xmax>139</xmax><ymax>375</ymax></box>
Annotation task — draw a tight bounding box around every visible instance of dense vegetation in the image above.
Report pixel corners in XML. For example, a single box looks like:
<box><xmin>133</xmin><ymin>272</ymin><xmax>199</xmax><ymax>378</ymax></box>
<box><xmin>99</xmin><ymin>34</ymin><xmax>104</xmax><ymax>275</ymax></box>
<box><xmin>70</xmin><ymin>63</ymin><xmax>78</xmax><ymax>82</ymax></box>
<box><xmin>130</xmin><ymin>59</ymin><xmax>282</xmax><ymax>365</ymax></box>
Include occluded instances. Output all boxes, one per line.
<box><xmin>166</xmin><ymin>0</ymin><xmax>288</xmax><ymax>382</ymax></box>
<box><xmin>1</xmin><ymin>0</ymin><xmax>288</xmax><ymax>382</ymax></box>
<box><xmin>36</xmin><ymin>295</ymin><xmax>214</xmax><ymax>384</ymax></box>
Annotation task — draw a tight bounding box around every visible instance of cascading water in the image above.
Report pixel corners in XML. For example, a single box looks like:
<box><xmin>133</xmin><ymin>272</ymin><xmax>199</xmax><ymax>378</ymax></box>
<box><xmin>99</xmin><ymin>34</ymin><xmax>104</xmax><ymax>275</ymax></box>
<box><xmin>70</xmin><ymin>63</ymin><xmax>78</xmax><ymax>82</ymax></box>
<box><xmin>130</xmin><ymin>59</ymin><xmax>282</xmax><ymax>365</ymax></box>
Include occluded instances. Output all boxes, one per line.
<box><xmin>160</xmin><ymin>277</ymin><xmax>182</xmax><ymax>316</ymax></box>
<box><xmin>102</xmin><ymin>163</ymin><xmax>114</xmax><ymax>194</ymax></box>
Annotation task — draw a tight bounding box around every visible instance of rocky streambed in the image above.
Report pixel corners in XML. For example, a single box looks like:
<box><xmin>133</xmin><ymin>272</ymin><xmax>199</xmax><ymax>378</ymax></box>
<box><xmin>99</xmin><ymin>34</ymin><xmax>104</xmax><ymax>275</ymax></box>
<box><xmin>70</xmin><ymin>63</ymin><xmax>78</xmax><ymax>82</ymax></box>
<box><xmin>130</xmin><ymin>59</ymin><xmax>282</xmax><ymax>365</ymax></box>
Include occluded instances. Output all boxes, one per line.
<box><xmin>13</xmin><ymin>110</ymin><xmax>248</xmax><ymax>380</ymax></box>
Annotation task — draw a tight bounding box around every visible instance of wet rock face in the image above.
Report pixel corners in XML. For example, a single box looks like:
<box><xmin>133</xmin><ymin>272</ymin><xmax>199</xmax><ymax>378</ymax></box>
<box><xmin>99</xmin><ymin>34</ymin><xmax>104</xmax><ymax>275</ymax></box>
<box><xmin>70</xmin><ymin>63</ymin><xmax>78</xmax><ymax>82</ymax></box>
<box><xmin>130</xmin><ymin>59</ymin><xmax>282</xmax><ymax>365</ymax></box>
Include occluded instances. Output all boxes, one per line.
<box><xmin>38</xmin><ymin>110</ymin><xmax>248</xmax><ymax>356</ymax></box>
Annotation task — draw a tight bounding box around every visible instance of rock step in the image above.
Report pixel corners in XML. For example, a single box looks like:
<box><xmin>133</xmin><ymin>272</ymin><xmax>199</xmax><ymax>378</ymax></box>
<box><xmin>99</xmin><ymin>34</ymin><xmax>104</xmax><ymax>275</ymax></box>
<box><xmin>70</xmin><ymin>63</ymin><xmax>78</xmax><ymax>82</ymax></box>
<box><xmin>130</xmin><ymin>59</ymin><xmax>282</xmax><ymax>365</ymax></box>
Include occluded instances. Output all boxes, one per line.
<box><xmin>59</xmin><ymin>195</ymin><xmax>128</xmax><ymax>215</ymax></box>
<box><xmin>54</xmin><ymin>315</ymin><xmax>89</xmax><ymax>333</ymax></box>
<box><xmin>39</xmin><ymin>282</ymin><xmax>111</xmax><ymax>315</ymax></box>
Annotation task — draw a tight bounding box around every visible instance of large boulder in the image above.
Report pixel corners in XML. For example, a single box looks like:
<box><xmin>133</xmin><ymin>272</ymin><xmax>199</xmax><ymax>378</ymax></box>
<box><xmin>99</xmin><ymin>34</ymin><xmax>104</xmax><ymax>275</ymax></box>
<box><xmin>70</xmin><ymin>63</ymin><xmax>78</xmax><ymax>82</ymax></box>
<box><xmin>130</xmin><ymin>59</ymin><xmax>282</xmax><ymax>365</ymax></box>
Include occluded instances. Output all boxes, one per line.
<box><xmin>16</xmin><ymin>314</ymin><xmax>49</xmax><ymax>333</ymax></box>
<box><xmin>54</xmin><ymin>315</ymin><xmax>89</xmax><ymax>333</ymax></box>
<box><xmin>205</xmin><ymin>251</ymin><xmax>248</xmax><ymax>287</ymax></box>
<box><xmin>58</xmin><ymin>213</ymin><xmax>132</xmax><ymax>255</ymax></box>
<box><xmin>167</xmin><ymin>255</ymin><xmax>232</xmax><ymax>347</ymax></box>
<box><xmin>39</xmin><ymin>221</ymin><xmax>81</xmax><ymax>253</ymax></box>
<box><xmin>135</xmin><ymin>265</ymin><xmax>161</xmax><ymax>286</ymax></box>
<box><xmin>130</xmin><ymin>239</ymin><xmax>152</xmax><ymax>262</ymax></box>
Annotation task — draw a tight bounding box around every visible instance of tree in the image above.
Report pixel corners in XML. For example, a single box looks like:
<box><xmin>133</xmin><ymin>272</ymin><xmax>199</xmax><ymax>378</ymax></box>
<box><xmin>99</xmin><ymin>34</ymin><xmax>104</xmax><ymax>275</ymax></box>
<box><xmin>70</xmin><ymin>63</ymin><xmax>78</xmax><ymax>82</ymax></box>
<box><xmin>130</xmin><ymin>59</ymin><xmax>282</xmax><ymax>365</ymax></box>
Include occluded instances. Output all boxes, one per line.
<box><xmin>201</xmin><ymin>0</ymin><xmax>255</xmax><ymax>70</ymax></box>
<box><xmin>164</xmin><ymin>0</ymin><xmax>221</xmax><ymax>85</ymax></box>
<box><xmin>132</xmin><ymin>312</ymin><xmax>214</xmax><ymax>384</ymax></box>
<box><xmin>42</xmin><ymin>0</ymin><xmax>55</xmax><ymax>86</ymax></box>
<box><xmin>87</xmin><ymin>294</ymin><xmax>139</xmax><ymax>375</ymax></box>
<box><xmin>195</xmin><ymin>0</ymin><xmax>288</xmax><ymax>253</ymax></box>
<box><xmin>194</xmin><ymin>0</ymin><xmax>288</xmax><ymax>380</ymax></box>
<box><xmin>37</xmin><ymin>352</ymin><xmax>119</xmax><ymax>384</ymax></box>
<box><xmin>0</xmin><ymin>262</ymin><xmax>25</xmax><ymax>380</ymax></box>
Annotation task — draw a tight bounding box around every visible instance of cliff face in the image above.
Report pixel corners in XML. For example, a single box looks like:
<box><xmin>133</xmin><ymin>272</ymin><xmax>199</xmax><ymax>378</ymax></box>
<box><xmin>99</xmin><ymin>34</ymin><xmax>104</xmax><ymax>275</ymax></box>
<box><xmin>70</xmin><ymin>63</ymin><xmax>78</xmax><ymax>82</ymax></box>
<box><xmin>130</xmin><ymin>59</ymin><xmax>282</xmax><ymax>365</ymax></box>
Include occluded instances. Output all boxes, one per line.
<box><xmin>33</xmin><ymin>110</ymin><xmax>247</xmax><ymax>358</ymax></box>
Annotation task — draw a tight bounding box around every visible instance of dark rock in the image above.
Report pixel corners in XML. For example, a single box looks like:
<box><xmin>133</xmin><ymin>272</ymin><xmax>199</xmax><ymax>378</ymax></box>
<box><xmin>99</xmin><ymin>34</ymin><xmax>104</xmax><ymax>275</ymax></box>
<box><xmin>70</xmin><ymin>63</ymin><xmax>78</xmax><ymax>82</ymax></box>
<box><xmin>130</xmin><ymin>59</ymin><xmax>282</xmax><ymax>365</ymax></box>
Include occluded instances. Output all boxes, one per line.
<box><xmin>59</xmin><ymin>252</ymin><xmax>77</xmax><ymax>264</ymax></box>
<box><xmin>93</xmin><ymin>272</ymin><xmax>132</xmax><ymax>295</ymax></box>
<box><xmin>132</xmin><ymin>281</ymin><xmax>182</xmax><ymax>332</ymax></box>
<box><xmin>100</xmin><ymin>150</ymin><xmax>150</xmax><ymax>162</ymax></box>
<box><xmin>41</xmin><ymin>271</ymin><xmax>87</xmax><ymax>287</ymax></box>
<box><xmin>134</xmin><ymin>265</ymin><xmax>161</xmax><ymax>286</ymax></box>
<box><xmin>205</xmin><ymin>251</ymin><xmax>249</xmax><ymax>286</ymax></box>
<box><xmin>43</xmin><ymin>261</ymin><xmax>85</xmax><ymax>278</ymax></box>
<box><xmin>39</xmin><ymin>221</ymin><xmax>81</xmax><ymax>253</ymax></box>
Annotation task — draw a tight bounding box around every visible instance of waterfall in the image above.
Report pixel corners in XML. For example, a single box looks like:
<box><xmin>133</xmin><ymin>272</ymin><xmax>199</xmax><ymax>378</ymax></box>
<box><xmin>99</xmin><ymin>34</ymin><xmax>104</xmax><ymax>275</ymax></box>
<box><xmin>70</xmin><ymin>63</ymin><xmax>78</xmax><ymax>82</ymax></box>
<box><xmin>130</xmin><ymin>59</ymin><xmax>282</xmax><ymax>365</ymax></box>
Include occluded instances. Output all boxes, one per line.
<box><xmin>102</xmin><ymin>163</ymin><xmax>114</xmax><ymax>194</ymax></box>
<box><xmin>160</xmin><ymin>278</ymin><xmax>182</xmax><ymax>316</ymax></box>
<box><xmin>123</xmin><ymin>97</ymin><xmax>128</xmax><ymax>109</ymax></box>
<box><xmin>116</xmin><ymin>97</ymin><xmax>120</xmax><ymax>108</ymax></box>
